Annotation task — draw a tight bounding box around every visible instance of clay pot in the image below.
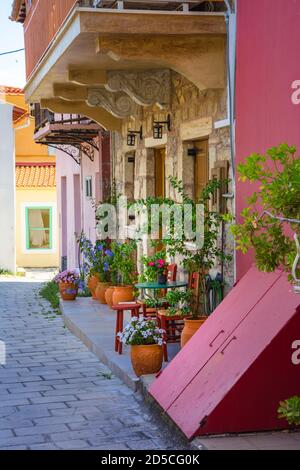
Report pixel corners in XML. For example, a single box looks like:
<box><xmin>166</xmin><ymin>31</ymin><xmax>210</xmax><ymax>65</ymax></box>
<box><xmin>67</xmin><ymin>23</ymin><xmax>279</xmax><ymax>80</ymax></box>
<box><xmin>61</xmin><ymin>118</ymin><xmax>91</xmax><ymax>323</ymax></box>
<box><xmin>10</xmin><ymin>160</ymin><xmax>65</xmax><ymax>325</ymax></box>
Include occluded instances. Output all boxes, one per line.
<box><xmin>181</xmin><ymin>318</ymin><xmax>207</xmax><ymax>347</ymax></box>
<box><xmin>59</xmin><ymin>282</ymin><xmax>78</xmax><ymax>301</ymax></box>
<box><xmin>95</xmin><ymin>282</ymin><xmax>111</xmax><ymax>304</ymax></box>
<box><xmin>131</xmin><ymin>344</ymin><xmax>163</xmax><ymax>377</ymax></box>
<box><xmin>112</xmin><ymin>285</ymin><xmax>134</xmax><ymax>306</ymax></box>
<box><xmin>104</xmin><ymin>286</ymin><xmax>116</xmax><ymax>308</ymax></box>
<box><xmin>88</xmin><ymin>275</ymin><xmax>100</xmax><ymax>300</ymax></box>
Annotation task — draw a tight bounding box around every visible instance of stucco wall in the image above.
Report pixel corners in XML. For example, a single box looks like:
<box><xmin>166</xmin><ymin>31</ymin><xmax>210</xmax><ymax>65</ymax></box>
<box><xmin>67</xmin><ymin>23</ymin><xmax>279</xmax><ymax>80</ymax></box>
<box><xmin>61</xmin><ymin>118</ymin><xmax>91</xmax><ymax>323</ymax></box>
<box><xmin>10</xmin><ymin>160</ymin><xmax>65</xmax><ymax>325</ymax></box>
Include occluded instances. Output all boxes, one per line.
<box><xmin>55</xmin><ymin>142</ymin><xmax>106</xmax><ymax>270</ymax></box>
<box><xmin>0</xmin><ymin>102</ymin><xmax>16</xmax><ymax>273</ymax></box>
<box><xmin>16</xmin><ymin>188</ymin><xmax>59</xmax><ymax>268</ymax></box>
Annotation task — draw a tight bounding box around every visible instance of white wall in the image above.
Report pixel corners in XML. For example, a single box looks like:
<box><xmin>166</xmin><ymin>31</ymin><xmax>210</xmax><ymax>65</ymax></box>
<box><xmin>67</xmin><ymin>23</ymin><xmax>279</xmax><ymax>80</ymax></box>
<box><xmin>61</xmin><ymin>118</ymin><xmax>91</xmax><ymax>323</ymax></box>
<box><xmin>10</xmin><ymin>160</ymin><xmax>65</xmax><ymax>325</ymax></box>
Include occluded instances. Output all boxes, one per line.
<box><xmin>0</xmin><ymin>103</ymin><xmax>16</xmax><ymax>272</ymax></box>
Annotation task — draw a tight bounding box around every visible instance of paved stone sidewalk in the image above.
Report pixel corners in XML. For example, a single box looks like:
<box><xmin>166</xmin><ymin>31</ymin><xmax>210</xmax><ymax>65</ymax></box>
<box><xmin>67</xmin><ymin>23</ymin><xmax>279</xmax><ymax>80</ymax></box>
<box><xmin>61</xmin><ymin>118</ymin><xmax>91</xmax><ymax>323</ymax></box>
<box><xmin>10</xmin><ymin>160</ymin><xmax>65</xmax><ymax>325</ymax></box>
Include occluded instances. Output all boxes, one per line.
<box><xmin>0</xmin><ymin>281</ymin><xmax>189</xmax><ymax>450</ymax></box>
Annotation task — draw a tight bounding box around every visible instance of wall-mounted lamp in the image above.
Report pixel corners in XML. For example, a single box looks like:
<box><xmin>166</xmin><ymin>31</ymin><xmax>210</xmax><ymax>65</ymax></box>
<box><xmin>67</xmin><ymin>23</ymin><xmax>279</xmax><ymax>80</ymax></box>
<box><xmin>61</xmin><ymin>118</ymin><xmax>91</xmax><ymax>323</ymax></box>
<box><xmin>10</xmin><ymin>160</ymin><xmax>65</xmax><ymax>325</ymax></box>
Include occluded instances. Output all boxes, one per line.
<box><xmin>127</xmin><ymin>126</ymin><xmax>143</xmax><ymax>146</ymax></box>
<box><xmin>187</xmin><ymin>148</ymin><xmax>198</xmax><ymax>157</ymax></box>
<box><xmin>153</xmin><ymin>114</ymin><xmax>171</xmax><ymax>139</ymax></box>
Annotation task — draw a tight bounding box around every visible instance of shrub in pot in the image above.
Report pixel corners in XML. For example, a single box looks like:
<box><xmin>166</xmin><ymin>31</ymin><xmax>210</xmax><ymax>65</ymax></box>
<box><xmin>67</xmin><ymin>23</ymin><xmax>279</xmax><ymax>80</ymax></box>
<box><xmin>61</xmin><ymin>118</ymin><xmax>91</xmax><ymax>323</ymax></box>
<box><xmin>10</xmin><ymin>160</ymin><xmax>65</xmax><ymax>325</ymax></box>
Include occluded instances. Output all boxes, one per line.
<box><xmin>54</xmin><ymin>270</ymin><xmax>80</xmax><ymax>301</ymax></box>
<box><xmin>141</xmin><ymin>250</ymin><xmax>168</xmax><ymax>284</ymax></box>
<box><xmin>163</xmin><ymin>177</ymin><xmax>231</xmax><ymax>346</ymax></box>
<box><xmin>118</xmin><ymin>317</ymin><xmax>165</xmax><ymax>377</ymax></box>
<box><xmin>110</xmin><ymin>240</ymin><xmax>138</xmax><ymax>305</ymax></box>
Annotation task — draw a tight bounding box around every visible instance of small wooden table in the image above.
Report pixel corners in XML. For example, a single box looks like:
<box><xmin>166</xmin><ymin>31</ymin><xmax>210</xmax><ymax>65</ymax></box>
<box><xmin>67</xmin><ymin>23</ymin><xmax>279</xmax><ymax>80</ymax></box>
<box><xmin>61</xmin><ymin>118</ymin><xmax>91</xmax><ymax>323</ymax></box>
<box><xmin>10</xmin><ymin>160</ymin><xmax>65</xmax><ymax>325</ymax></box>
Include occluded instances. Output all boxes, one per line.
<box><xmin>112</xmin><ymin>303</ymin><xmax>141</xmax><ymax>355</ymax></box>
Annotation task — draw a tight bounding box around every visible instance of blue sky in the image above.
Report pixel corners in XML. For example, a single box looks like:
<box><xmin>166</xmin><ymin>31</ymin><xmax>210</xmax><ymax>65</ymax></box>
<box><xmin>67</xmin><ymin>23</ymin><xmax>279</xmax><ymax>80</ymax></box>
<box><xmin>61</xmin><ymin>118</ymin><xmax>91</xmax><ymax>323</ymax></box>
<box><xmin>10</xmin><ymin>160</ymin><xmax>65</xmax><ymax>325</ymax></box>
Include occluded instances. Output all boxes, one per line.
<box><xmin>0</xmin><ymin>0</ymin><xmax>26</xmax><ymax>88</ymax></box>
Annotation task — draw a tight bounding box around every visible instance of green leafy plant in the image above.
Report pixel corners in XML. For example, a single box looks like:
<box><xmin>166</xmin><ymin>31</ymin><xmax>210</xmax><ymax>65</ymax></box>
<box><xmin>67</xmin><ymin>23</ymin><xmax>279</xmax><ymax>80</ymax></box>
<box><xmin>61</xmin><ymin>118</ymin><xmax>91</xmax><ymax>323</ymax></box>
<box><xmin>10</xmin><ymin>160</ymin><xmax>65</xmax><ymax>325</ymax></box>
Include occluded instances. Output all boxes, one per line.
<box><xmin>231</xmin><ymin>144</ymin><xmax>300</xmax><ymax>273</ymax></box>
<box><xmin>163</xmin><ymin>289</ymin><xmax>192</xmax><ymax>317</ymax></box>
<box><xmin>165</xmin><ymin>177</ymin><xmax>231</xmax><ymax>317</ymax></box>
<box><xmin>278</xmin><ymin>396</ymin><xmax>300</xmax><ymax>426</ymax></box>
<box><xmin>110</xmin><ymin>240</ymin><xmax>137</xmax><ymax>286</ymax></box>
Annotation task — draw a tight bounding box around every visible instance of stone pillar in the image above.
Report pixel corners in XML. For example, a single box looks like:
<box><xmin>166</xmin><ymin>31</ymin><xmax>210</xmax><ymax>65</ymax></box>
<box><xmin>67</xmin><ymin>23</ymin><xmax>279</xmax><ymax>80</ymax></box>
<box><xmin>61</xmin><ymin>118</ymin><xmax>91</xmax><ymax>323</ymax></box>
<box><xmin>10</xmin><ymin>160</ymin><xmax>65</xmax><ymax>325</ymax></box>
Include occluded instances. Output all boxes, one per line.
<box><xmin>0</xmin><ymin>103</ymin><xmax>16</xmax><ymax>273</ymax></box>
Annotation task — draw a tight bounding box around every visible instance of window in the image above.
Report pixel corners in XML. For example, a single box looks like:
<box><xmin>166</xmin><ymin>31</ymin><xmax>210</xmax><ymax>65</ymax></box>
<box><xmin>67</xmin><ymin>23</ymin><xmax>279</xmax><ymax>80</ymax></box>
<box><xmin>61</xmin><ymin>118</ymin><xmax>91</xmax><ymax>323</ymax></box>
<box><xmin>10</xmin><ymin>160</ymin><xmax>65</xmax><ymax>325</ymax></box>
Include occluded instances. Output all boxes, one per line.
<box><xmin>26</xmin><ymin>207</ymin><xmax>52</xmax><ymax>250</ymax></box>
<box><xmin>85</xmin><ymin>176</ymin><xmax>93</xmax><ymax>198</ymax></box>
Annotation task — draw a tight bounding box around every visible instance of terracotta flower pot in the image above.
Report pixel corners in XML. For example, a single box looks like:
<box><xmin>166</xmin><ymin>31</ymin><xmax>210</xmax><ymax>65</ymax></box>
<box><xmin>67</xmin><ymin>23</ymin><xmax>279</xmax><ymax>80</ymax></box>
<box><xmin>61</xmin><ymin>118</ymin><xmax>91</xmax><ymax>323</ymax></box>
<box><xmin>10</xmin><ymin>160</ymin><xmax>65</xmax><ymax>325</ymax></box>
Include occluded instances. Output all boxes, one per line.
<box><xmin>131</xmin><ymin>344</ymin><xmax>163</xmax><ymax>377</ymax></box>
<box><xmin>88</xmin><ymin>275</ymin><xmax>100</xmax><ymax>300</ymax></box>
<box><xmin>59</xmin><ymin>282</ymin><xmax>78</xmax><ymax>301</ymax></box>
<box><xmin>95</xmin><ymin>282</ymin><xmax>111</xmax><ymax>304</ymax></box>
<box><xmin>112</xmin><ymin>285</ymin><xmax>134</xmax><ymax>306</ymax></box>
<box><xmin>105</xmin><ymin>286</ymin><xmax>116</xmax><ymax>308</ymax></box>
<box><xmin>181</xmin><ymin>317</ymin><xmax>207</xmax><ymax>347</ymax></box>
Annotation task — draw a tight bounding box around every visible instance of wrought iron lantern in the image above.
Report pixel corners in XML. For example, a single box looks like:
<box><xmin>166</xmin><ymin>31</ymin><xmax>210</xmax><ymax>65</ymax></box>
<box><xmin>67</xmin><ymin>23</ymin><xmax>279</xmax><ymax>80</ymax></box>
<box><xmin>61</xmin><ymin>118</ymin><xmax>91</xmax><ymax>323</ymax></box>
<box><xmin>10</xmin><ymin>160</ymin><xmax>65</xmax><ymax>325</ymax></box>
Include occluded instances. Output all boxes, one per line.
<box><xmin>127</xmin><ymin>126</ymin><xmax>143</xmax><ymax>146</ymax></box>
<box><xmin>153</xmin><ymin>114</ymin><xmax>171</xmax><ymax>139</ymax></box>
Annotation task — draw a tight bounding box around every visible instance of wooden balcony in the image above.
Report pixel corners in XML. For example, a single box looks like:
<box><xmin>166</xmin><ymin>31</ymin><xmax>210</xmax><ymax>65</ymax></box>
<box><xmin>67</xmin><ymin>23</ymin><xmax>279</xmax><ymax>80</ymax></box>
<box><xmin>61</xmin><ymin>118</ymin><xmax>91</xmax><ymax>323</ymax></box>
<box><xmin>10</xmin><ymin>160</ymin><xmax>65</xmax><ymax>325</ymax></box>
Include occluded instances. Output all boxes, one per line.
<box><xmin>23</xmin><ymin>0</ymin><xmax>227</xmax><ymax>78</ymax></box>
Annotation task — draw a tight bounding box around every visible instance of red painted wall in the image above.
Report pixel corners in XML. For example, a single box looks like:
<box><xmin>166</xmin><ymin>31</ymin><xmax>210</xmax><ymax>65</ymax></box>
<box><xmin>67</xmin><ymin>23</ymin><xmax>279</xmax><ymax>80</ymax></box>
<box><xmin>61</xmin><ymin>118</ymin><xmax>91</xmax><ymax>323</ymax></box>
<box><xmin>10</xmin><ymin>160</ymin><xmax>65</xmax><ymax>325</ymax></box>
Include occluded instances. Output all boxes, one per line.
<box><xmin>235</xmin><ymin>0</ymin><xmax>300</xmax><ymax>279</ymax></box>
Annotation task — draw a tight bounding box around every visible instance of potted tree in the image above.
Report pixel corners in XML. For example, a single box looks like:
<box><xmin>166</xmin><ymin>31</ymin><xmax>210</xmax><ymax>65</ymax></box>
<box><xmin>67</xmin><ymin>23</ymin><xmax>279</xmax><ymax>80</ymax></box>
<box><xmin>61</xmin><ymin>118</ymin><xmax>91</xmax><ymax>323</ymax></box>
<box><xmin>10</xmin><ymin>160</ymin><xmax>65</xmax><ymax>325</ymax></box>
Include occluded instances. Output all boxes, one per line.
<box><xmin>54</xmin><ymin>270</ymin><xmax>80</xmax><ymax>301</ymax></box>
<box><xmin>165</xmin><ymin>177</ymin><xmax>231</xmax><ymax>345</ymax></box>
<box><xmin>118</xmin><ymin>317</ymin><xmax>165</xmax><ymax>377</ymax></box>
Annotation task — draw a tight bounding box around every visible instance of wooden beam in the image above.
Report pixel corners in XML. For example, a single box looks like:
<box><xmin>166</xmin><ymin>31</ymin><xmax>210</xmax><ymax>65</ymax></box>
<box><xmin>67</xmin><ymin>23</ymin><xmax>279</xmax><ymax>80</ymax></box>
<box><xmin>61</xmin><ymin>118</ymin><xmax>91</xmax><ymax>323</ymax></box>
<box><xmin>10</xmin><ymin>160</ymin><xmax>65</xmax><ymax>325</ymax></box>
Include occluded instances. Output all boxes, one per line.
<box><xmin>68</xmin><ymin>69</ymin><xmax>107</xmax><ymax>86</ymax></box>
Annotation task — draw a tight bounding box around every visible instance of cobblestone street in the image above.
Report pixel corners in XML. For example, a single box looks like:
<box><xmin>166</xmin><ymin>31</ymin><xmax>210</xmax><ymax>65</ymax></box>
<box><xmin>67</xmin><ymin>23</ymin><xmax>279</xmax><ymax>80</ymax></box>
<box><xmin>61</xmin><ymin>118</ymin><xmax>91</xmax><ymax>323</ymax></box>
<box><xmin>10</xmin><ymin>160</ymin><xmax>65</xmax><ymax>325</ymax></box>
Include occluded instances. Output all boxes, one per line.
<box><xmin>0</xmin><ymin>280</ymin><xmax>189</xmax><ymax>450</ymax></box>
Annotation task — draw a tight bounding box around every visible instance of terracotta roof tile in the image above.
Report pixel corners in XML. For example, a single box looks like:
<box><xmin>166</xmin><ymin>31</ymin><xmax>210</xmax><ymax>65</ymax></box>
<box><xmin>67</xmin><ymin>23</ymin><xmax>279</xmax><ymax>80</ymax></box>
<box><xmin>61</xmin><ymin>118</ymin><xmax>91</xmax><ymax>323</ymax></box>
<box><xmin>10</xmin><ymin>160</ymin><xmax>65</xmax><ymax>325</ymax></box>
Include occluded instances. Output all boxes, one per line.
<box><xmin>0</xmin><ymin>86</ymin><xmax>24</xmax><ymax>95</ymax></box>
<box><xmin>16</xmin><ymin>163</ymin><xmax>56</xmax><ymax>188</ymax></box>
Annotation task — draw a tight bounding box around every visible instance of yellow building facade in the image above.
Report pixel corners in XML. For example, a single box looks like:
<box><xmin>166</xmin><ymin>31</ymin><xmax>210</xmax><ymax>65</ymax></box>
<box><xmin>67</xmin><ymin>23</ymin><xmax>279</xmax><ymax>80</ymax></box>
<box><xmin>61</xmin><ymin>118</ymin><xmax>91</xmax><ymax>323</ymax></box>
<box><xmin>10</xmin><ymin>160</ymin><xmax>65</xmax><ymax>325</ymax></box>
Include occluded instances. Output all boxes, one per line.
<box><xmin>1</xmin><ymin>87</ymin><xmax>59</xmax><ymax>268</ymax></box>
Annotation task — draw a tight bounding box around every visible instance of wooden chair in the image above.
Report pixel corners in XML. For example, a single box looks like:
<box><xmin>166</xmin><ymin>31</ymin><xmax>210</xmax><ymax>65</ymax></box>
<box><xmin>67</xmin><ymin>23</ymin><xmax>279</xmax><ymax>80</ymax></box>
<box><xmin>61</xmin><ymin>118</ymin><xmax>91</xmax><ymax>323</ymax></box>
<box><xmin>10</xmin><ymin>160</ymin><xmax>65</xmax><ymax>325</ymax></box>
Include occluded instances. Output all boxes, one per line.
<box><xmin>112</xmin><ymin>303</ymin><xmax>141</xmax><ymax>355</ymax></box>
<box><xmin>140</xmin><ymin>263</ymin><xmax>178</xmax><ymax>318</ymax></box>
<box><xmin>157</xmin><ymin>271</ymin><xmax>200</xmax><ymax>362</ymax></box>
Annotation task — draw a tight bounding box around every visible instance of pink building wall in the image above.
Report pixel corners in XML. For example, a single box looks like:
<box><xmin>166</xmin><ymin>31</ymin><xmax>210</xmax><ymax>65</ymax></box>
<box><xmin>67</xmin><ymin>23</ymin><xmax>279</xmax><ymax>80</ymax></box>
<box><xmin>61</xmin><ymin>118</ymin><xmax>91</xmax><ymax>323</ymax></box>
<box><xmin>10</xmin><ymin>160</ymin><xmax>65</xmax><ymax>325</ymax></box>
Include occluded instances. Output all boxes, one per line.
<box><xmin>235</xmin><ymin>0</ymin><xmax>300</xmax><ymax>279</ymax></box>
<box><xmin>55</xmin><ymin>128</ymin><xmax>111</xmax><ymax>270</ymax></box>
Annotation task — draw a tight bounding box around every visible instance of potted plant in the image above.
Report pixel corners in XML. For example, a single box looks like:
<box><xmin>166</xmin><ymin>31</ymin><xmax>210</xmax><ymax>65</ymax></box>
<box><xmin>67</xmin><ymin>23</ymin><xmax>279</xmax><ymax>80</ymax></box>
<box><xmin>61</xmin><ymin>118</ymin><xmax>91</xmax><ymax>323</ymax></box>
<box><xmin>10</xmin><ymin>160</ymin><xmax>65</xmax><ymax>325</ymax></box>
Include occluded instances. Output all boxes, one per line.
<box><xmin>54</xmin><ymin>270</ymin><xmax>80</xmax><ymax>301</ymax></box>
<box><xmin>94</xmin><ymin>243</ymin><xmax>114</xmax><ymax>304</ymax></box>
<box><xmin>78</xmin><ymin>233</ymin><xmax>99</xmax><ymax>300</ymax></box>
<box><xmin>109</xmin><ymin>240</ymin><xmax>138</xmax><ymax>305</ymax></box>
<box><xmin>118</xmin><ymin>317</ymin><xmax>165</xmax><ymax>377</ymax></box>
<box><xmin>162</xmin><ymin>289</ymin><xmax>192</xmax><ymax>317</ymax></box>
<box><xmin>78</xmin><ymin>234</ymin><xmax>113</xmax><ymax>303</ymax></box>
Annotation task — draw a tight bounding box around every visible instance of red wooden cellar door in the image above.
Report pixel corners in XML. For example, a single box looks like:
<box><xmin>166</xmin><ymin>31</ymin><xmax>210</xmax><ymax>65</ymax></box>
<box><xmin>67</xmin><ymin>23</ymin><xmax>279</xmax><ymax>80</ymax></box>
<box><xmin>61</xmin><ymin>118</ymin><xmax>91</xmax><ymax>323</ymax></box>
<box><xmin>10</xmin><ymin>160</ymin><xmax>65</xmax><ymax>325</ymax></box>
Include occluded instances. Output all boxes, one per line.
<box><xmin>149</xmin><ymin>267</ymin><xmax>282</xmax><ymax>411</ymax></box>
<box><xmin>166</xmin><ymin>273</ymin><xmax>300</xmax><ymax>438</ymax></box>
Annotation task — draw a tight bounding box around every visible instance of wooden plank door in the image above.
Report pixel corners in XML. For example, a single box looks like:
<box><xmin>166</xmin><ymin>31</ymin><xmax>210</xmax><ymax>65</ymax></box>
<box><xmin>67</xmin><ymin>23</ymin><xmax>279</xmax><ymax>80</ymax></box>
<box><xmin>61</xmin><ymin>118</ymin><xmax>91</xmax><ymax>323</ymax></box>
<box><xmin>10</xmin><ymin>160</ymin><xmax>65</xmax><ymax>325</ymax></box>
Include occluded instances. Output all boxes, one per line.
<box><xmin>194</xmin><ymin>139</ymin><xmax>209</xmax><ymax>201</ymax></box>
<box><xmin>167</xmin><ymin>273</ymin><xmax>300</xmax><ymax>438</ymax></box>
<box><xmin>149</xmin><ymin>267</ymin><xmax>282</xmax><ymax>411</ymax></box>
<box><xmin>155</xmin><ymin>148</ymin><xmax>166</xmax><ymax>198</ymax></box>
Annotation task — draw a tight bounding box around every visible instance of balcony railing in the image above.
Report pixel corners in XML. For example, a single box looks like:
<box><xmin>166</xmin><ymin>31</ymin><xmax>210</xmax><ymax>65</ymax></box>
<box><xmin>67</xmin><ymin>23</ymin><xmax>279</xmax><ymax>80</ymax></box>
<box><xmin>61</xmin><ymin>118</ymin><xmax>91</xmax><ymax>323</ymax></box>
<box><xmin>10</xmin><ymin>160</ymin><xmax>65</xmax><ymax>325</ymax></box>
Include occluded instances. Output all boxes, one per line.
<box><xmin>24</xmin><ymin>1</ymin><xmax>227</xmax><ymax>77</ymax></box>
<box><xmin>32</xmin><ymin>104</ymin><xmax>102</xmax><ymax>165</ymax></box>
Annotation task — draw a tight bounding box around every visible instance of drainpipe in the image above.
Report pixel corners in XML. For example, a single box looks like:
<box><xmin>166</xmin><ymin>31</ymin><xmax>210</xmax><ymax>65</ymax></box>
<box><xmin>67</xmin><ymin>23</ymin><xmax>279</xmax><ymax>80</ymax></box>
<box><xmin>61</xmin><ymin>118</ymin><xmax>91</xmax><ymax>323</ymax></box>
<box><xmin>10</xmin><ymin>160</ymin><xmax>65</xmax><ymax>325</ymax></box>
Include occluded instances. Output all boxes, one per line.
<box><xmin>223</xmin><ymin>0</ymin><xmax>237</xmax><ymax>283</ymax></box>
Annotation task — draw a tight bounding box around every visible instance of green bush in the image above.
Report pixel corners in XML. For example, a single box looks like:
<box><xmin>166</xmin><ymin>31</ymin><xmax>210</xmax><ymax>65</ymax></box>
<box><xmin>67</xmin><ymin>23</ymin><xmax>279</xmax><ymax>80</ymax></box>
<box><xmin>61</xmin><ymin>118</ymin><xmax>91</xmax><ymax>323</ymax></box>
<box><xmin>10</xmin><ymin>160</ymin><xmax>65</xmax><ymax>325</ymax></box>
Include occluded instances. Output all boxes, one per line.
<box><xmin>278</xmin><ymin>396</ymin><xmax>300</xmax><ymax>426</ymax></box>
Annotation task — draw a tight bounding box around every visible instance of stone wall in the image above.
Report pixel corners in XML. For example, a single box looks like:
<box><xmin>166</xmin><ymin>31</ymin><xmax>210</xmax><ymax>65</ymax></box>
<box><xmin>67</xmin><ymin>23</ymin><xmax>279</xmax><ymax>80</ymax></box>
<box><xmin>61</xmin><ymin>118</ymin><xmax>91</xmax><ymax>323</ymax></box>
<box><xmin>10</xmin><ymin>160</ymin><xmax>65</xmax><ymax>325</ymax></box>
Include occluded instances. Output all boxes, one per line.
<box><xmin>112</xmin><ymin>71</ymin><xmax>234</xmax><ymax>288</ymax></box>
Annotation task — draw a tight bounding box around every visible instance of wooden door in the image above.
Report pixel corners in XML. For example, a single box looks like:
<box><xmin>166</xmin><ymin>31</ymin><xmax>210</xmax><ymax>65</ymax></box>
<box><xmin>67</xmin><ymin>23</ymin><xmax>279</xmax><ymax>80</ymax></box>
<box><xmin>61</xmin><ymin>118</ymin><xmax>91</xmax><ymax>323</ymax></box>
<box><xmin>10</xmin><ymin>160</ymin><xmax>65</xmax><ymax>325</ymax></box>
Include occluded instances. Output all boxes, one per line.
<box><xmin>149</xmin><ymin>268</ymin><xmax>282</xmax><ymax>411</ymax></box>
<box><xmin>167</xmin><ymin>273</ymin><xmax>300</xmax><ymax>438</ymax></box>
<box><xmin>194</xmin><ymin>139</ymin><xmax>209</xmax><ymax>201</ymax></box>
<box><xmin>155</xmin><ymin>148</ymin><xmax>166</xmax><ymax>198</ymax></box>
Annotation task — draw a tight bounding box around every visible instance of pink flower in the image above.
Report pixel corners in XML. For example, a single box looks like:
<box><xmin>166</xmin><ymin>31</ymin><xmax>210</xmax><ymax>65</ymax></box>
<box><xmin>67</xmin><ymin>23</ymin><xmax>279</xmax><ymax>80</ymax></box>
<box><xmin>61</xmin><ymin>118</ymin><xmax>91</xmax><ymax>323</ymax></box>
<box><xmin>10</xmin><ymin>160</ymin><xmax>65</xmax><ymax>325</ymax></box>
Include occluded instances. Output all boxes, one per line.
<box><xmin>148</xmin><ymin>262</ymin><xmax>155</xmax><ymax>267</ymax></box>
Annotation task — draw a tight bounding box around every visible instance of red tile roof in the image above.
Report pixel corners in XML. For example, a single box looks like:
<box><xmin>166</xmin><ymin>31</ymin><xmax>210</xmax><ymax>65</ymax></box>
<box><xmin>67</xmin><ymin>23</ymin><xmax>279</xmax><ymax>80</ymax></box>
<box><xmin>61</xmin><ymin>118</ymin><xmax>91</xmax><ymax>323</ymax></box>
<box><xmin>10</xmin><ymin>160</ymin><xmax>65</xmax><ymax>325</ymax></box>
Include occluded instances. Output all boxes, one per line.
<box><xmin>0</xmin><ymin>86</ymin><xmax>24</xmax><ymax>95</ymax></box>
<box><xmin>16</xmin><ymin>163</ymin><xmax>56</xmax><ymax>188</ymax></box>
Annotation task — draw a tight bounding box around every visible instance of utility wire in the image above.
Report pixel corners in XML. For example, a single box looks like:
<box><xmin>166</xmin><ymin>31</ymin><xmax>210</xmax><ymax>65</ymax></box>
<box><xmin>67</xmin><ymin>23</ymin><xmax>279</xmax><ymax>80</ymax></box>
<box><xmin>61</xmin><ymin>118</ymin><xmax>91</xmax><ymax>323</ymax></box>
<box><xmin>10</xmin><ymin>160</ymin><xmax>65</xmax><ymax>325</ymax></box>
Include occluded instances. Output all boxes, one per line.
<box><xmin>0</xmin><ymin>48</ymin><xmax>24</xmax><ymax>57</ymax></box>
